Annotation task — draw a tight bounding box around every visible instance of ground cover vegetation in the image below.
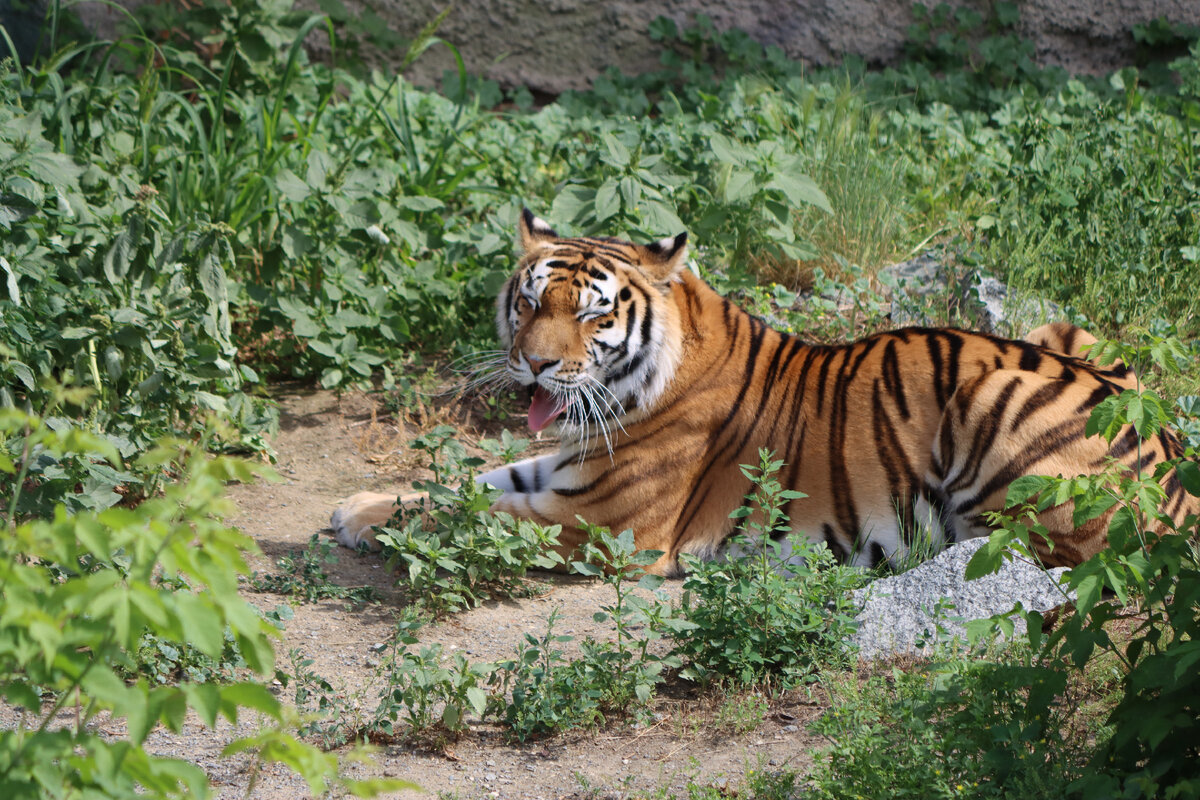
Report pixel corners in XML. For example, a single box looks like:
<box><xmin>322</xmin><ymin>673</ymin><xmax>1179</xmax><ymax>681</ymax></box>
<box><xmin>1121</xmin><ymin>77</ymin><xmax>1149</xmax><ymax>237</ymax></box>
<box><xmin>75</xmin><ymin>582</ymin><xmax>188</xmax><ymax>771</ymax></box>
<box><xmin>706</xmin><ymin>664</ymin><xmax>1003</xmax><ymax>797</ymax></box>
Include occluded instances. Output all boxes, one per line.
<box><xmin>1</xmin><ymin>0</ymin><xmax>1199</xmax><ymax>797</ymax></box>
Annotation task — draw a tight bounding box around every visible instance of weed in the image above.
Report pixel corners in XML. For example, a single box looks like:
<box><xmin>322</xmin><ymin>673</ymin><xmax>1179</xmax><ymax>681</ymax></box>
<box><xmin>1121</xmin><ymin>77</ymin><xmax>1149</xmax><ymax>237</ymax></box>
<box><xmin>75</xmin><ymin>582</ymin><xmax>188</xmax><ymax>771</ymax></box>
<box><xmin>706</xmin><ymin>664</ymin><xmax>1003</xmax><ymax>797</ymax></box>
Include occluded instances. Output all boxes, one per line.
<box><xmin>490</xmin><ymin>525</ymin><xmax>687</xmax><ymax>741</ymax></box>
<box><xmin>711</xmin><ymin>692</ymin><xmax>769</xmax><ymax>735</ymax></box>
<box><xmin>808</xmin><ymin>664</ymin><xmax>1081</xmax><ymax>800</ymax></box>
<box><xmin>673</xmin><ymin>450</ymin><xmax>866</xmax><ymax>690</ymax></box>
<box><xmin>376</xmin><ymin>427</ymin><xmax>563</xmax><ymax>615</ymax></box>
<box><xmin>487</xmin><ymin>609</ymin><xmax>602</xmax><ymax>741</ymax></box>
<box><xmin>250</xmin><ymin>533</ymin><xmax>380</xmax><ymax>605</ymax></box>
<box><xmin>0</xmin><ymin>409</ymin><xmax>401</xmax><ymax>797</ymax></box>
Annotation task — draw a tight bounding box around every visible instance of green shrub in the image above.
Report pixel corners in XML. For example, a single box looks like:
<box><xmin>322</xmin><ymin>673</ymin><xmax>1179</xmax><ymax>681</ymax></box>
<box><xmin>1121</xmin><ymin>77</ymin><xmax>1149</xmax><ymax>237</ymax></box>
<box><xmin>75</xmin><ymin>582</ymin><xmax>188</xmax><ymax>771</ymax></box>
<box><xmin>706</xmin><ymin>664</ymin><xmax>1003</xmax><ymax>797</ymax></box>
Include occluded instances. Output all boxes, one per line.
<box><xmin>963</xmin><ymin>331</ymin><xmax>1200</xmax><ymax>798</ymax></box>
<box><xmin>0</xmin><ymin>407</ymin><xmax>404</xmax><ymax>798</ymax></box>
<box><xmin>487</xmin><ymin>609</ymin><xmax>603</xmax><ymax>742</ymax></box>
<box><xmin>809</xmin><ymin>662</ymin><xmax>1081</xmax><ymax>800</ymax></box>
<box><xmin>672</xmin><ymin>450</ymin><xmax>865</xmax><ymax>690</ymax></box>
<box><xmin>375</xmin><ymin>427</ymin><xmax>565</xmax><ymax>616</ymax></box>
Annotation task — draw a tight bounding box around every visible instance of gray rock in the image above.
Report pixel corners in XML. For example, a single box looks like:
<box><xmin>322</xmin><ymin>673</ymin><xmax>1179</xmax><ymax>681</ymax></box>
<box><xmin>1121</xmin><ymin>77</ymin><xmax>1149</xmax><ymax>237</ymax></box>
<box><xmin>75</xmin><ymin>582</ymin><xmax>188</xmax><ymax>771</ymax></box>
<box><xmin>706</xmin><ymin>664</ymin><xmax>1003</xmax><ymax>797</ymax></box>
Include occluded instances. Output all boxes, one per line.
<box><xmin>850</xmin><ymin>538</ymin><xmax>1074</xmax><ymax>660</ymax></box>
<box><xmin>880</xmin><ymin>253</ymin><xmax>1061</xmax><ymax>334</ymax></box>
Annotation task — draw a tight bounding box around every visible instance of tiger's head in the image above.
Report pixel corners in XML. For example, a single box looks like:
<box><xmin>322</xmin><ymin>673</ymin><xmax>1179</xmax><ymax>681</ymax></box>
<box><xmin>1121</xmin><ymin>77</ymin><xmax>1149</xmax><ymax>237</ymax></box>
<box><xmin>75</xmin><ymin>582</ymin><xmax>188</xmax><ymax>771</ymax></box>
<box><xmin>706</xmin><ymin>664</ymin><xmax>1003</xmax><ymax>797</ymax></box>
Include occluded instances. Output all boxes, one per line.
<box><xmin>496</xmin><ymin>210</ymin><xmax>688</xmax><ymax>442</ymax></box>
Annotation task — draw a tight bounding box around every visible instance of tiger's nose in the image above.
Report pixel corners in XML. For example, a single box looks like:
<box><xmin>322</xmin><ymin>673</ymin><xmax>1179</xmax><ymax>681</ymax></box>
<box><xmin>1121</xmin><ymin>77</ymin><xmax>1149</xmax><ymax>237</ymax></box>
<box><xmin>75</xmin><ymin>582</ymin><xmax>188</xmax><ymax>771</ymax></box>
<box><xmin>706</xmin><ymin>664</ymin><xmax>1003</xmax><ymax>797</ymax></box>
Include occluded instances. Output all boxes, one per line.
<box><xmin>526</xmin><ymin>355</ymin><xmax>557</xmax><ymax>375</ymax></box>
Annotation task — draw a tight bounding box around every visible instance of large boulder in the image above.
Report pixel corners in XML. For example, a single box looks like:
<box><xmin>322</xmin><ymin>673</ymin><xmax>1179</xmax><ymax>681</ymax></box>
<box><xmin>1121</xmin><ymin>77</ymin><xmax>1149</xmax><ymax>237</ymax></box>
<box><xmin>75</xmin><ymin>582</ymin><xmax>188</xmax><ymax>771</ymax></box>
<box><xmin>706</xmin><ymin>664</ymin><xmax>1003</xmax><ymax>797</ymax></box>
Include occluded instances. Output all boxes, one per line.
<box><xmin>851</xmin><ymin>537</ymin><xmax>1074</xmax><ymax>660</ymax></box>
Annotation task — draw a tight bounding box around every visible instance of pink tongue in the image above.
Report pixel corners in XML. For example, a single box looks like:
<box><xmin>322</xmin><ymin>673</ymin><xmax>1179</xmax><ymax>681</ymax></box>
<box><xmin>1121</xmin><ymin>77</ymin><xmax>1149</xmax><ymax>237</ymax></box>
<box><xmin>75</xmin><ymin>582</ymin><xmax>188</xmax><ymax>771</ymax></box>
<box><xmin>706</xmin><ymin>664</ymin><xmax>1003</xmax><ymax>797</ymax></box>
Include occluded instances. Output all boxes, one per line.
<box><xmin>528</xmin><ymin>387</ymin><xmax>567</xmax><ymax>433</ymax></box>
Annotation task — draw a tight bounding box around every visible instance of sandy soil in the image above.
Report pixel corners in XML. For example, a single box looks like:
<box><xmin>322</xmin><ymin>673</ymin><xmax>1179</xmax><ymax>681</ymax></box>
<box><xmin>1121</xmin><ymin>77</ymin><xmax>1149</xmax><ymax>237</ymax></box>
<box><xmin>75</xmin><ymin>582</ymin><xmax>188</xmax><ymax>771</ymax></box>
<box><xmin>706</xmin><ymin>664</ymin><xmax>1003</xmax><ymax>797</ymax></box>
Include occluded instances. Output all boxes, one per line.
<box><xmin>6</xmin><ymin>385</ymin><xmax>837</xmax><ymax>799</ymax></box>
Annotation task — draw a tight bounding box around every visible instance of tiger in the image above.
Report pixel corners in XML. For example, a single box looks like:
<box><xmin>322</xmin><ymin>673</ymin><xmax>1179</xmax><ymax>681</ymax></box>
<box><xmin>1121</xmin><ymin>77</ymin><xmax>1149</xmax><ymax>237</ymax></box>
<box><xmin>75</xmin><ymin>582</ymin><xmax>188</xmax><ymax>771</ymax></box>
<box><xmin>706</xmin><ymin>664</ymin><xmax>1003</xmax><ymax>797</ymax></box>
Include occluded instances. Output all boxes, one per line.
<box><xmin>330</xmin><ymin>209</ymin><xmax>1198</xmax><ymax>575</ymax></box>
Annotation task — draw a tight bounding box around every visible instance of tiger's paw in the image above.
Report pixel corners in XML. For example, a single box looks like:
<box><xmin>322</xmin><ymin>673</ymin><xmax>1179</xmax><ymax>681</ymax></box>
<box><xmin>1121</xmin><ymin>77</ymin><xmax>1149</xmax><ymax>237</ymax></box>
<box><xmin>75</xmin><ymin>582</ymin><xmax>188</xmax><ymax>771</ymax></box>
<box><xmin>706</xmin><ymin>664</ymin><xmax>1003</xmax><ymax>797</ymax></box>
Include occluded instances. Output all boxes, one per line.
<box><xmin>329</xmin><ymin>491</ymin><xmax>399</xmax><ymax>551</ymax></box>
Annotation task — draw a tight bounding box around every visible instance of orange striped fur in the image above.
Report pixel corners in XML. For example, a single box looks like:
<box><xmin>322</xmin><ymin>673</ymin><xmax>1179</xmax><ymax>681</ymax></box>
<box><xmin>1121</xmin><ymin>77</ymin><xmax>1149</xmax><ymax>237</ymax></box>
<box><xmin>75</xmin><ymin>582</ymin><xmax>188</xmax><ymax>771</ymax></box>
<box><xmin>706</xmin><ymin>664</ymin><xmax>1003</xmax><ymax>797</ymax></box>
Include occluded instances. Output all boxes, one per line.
<box><xmin>331</xmin><ymin>213</ymin><xmax>1197</xmax><ymax>574</ymax></box>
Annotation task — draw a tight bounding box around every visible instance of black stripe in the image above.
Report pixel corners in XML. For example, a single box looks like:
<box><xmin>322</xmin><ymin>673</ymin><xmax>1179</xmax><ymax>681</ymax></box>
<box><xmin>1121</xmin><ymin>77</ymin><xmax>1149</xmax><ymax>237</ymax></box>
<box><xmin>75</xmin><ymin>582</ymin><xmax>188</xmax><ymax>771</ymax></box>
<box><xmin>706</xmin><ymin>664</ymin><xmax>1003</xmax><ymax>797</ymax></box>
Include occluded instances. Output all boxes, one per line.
<box><xmin>881</xmin><ymin>338</ymin><xmax>910</xmax><ymax>421</ymax></box>
<box><xmin>943</xmin><ymin>332</ymin><xmax>963</xmax><ymax>405</ymax></box>
<box><xmin>1062</xmin><ymin>326</ymin><xmax>1078</xmax><ymax>355</ymax></box>
<box><xmin>1012</xmin><ymin>379</ymin><xmax>1068</xmax><ymax>433</ymax></box>
<box><xmin>676</xmin><ymin>307</ymin><xmax>768</xmax><ymax>534</ymax></box>
<box><xmin>927</xmin><ymin>334</ymin><xmax>946</xmax><ymax>408</ymax></box>
<box><xmin>608</xmin><ymin>350</ymin><xmax>645</xmax><ymax>383</ymax></box>
<box><xmin>871</xmin><ymin>379</ymin><xmax>920</xmax><ymax>507</ymax></box>
<box><xmin>814</xmin><ymin>347</ymin><xmax>841</xmax><ymax>416</ymax></box>
<box><xmin>947</xmin><ymin>375</ymin><xmax>1022</xmax><ymax>494</ymax></box>
<box><xmin>1019</xmin><ymin>344</ymin><xmax>1042</xmax><ymax>372</ymax></box>
<box><xmin>827</xmin><ymin>339</ymin><xmax>879</xmax><ymax>545</ymax></box>
<box><xmin>509</xmin><ymin>466</ymin><xmax>527</xmax><ymax>493</ymax></box>
<box><xmin>640</xmin><ymin>297</ymin><xmax>654</xmax><ymax>344</ymax></box>
<box><xmin>869</xmin><ymin>541</ymin><xmax>886</xmax><ymax>568</ymax></box>
<box><xmin>1075</xmin><ymin>383</ymin><xmax>1116</xmax><ymax>414</ymax></box>
<box><xmin>822</xmin><ymin>523</ymin><xmax>850</xmax><ymax>562</ymax></box>
<box><xmin>958</xmin><ymin>419</ymin><xmax>1088</xmax><ymax>514</ymax></box>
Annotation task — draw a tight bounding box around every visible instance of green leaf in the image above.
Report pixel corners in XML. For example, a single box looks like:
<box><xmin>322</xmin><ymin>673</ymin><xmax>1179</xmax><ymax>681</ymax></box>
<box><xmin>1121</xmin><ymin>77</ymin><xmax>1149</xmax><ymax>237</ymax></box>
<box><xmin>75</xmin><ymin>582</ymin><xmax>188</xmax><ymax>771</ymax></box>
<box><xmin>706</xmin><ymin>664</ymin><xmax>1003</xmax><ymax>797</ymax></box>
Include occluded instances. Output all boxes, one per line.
<box><xmin>1177</xmin><ymin>460</ymin><xmax>1200</xmax><ymax>497</ymax></box>
<box><xmin>1005</xmin><ymin>475</ymin><xmax>1051</xmax><ymax>508</ymax></box>
<box><xmin>466</xmin><ymin>686</ymin><xmax>487</xmax><ymax>716</ymax></box>
<box><xmin>640</xmin><ymin>201</ymin><xmax>685</xmax><ymax>235</ymax></box>
<box><xmin>0</xmin><ymin>192</ymin><xmax>37</xmax><ymax>230</ymax></box>
<box><xmin>602</xmin><ymin>133</ymin><xmax>630</xmax><ymax>168</ymax></box>
<box><xmin>964</xmin><ymin>533</ymin><xmax>1012</xmax><ymax>579</ymax></box>
<box><xmin>220</xmin><ymin>682</ymin><xmax>283</xmax><ymax>721</ymax></box>
<box><xmin>594</xmin><ymin>178</ymin><xmax>620</xmax><ymax>223</ymax></box>
<box><xmin>274</xmin><ymin>168</ymin><xmax>310</xmax><ymax>203</ymax></box>
<box><xmin>1</xmin><ymin>255</ymin><xmax>20</xmax><ymax>305</ymax></box>
<box><xmin>724</xmin><ymin>169</ymin><xmax>757</xmax><ymax>203</ymax></box>
<box><xmin>305</xmin><ymin>149</ymin><xmax>333</xmax><ymax>190</ymax></box>
<box><xmin>173</xmin><ymin>592</ymin><xmax>224</xmax><ymax>658</ymax></box>
<box><xmin>550</xmin><ymin>185</ymin><xmax>595</xmax><ymax>224</ymax></box>
<box><xmin>767</xmin><ymin>172</ymin><xmax>833</xmax><ymax>214</ymax></box>
<box><xmin>395</xmin><ymin>195</ymin><xmax>444</xmax><ymax>212</ymax></box>
<box><xmin>709</xmin><ymin>134</ymin><xmax>748</xmax><ymax>167</ymax></box>
<box><xmin>282</xmin><ymin>225</ymin><xmax>312</xmax><ymax>259</ymax></box>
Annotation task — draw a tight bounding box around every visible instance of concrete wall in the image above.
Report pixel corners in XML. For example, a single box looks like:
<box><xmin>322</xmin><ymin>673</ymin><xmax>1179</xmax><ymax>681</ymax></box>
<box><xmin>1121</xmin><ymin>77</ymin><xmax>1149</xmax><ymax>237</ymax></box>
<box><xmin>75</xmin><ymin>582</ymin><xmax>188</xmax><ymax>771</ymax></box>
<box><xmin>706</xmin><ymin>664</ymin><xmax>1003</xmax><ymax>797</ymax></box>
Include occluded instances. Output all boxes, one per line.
<box><xmin>70</xmin><ymin>1</ymin><xmax>1200</xmax><ymax>93</ymax></box>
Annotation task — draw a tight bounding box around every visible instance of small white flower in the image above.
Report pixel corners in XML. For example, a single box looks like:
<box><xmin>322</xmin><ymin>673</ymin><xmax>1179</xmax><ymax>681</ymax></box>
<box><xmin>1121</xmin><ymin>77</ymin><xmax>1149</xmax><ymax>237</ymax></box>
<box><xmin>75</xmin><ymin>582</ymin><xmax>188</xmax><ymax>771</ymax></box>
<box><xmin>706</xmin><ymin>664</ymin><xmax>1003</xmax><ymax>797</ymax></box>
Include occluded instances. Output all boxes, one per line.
<box><xmin>365</xmin><ymin>225</ymin><xmax>390</xmax><ymax>245</ymax></box>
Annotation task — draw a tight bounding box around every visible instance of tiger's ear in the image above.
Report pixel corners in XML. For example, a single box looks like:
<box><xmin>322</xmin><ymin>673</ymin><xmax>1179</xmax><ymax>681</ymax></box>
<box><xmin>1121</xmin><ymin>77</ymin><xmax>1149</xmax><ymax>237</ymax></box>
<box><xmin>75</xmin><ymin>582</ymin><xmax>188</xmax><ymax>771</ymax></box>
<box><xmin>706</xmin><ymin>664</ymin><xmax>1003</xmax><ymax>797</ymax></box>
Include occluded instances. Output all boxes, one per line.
<box><xmin>518</xmin><ymin>208</ymin><xmax>559</xmax><ymax>251</ymax></box>
<box><xmin>637</xmin><ymin>232</ymin><xmax>688</xmax><ymax>283</ymax></box>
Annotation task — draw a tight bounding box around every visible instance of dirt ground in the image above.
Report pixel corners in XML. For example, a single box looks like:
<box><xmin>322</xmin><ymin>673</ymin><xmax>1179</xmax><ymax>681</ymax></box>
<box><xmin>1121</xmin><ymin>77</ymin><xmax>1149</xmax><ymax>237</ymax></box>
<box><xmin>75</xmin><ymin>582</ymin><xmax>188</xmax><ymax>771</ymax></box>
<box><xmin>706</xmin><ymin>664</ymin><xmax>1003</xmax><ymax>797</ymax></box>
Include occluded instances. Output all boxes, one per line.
<box><xmin>218</xmin><ymin>385</ymin><xmax>840</xmax><ymax>799</ymax></box>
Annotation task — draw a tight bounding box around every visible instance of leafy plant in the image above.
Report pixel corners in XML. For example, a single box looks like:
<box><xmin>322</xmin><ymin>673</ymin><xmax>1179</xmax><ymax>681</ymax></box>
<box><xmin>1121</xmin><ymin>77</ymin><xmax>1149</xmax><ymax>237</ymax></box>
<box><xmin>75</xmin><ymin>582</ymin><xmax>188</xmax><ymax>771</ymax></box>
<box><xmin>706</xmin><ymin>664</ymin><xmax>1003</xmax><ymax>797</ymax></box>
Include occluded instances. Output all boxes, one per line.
<box><xmin>808</xmin><ymin>663</ymin><xmax>1081</xmax><ymax>800</ymax></box>
<box><xmin>966</xmin><ymin>331</ymin><xmax>1200</xmax><ymax>799</ymax></box>
<box><xmin>0</xmin><ymin>407</ymin><xmax>404</xmax><ymax>798</ymax></box>
<box><xmin>672</xmin><ymin>450</ymin><xmax>865</xmax><ymax>690</ymax></box>
<box><xmin>376</xmin><ymin>427</ymin><xmax>564</xmax><ymax>615</ymax></box>
<box><xmin>570</xmin><ymin>523</ymin><xmax>689</xmax><ymax>709</ymax></box>
<box><xmin>368</xmin><ymin>621</ymin><xmax>491</xmax><ymax>740</ymax></box>
<box><xmin>487</xmin><ymin>609</ymin><xmax>602</xmax><ymax>742</ymax></box>
<box><xmin>488</xmin><ymin>524</ymin><xmax>686</xmax><ymax>741</ymax></box>
<box><xmin>251</xmin><ymin>532</ymin><xmax>379</xmax><ymax>605</ymax></box>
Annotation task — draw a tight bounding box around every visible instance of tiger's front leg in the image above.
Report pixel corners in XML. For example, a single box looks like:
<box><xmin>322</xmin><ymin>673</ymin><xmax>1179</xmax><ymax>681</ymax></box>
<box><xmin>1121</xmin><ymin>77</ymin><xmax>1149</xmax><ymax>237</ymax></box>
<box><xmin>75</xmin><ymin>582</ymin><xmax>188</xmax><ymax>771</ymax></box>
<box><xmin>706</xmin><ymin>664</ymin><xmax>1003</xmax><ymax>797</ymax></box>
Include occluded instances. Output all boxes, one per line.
<box><xmin>330</xmin><ymin>453</ymin><xmax>593</xmax><ymax>559</ymax></box>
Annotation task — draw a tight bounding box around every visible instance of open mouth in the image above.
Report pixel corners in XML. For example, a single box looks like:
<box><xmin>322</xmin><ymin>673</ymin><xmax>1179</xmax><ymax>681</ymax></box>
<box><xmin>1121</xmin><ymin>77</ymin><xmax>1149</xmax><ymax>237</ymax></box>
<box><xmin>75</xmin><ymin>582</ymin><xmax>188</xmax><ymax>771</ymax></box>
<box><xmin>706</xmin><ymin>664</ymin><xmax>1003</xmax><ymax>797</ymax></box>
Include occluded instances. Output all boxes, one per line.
<box><xmin>527</xmin><ymin>386</ymin><xmax>568</xmax><ymax>432</ymax></box>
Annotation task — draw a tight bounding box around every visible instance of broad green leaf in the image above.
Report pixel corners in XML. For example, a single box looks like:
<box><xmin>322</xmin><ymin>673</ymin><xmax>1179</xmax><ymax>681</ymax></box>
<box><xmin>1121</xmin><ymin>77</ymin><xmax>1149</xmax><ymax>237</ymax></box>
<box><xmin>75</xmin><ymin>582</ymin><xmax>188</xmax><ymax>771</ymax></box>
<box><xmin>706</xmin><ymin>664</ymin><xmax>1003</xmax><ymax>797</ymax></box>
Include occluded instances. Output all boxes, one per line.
<box><xmin>466</xmin><ymin>686</ymin><xmax>487</xmax><ymax>716</ymax></box>
<box><xmin>1004</xmin><ymin>475</ymin><xmax>1052</xmax><ymax>508</ymax></box>
<box><xmin>594</xmin><ymin>178</ymin><xmax>620</xmax><ymax>223</ymax></box>
<box><xmin>220</xmin><ymin>682</ymin><xmax>282</xmax><ymax>721</ymax></box>
<box><xmin>395</xmin><ymin>195</ymin><xmax>444</xmax><ymax>212</ymax></box>
<box><xmin>1177</xmin><ymin>460</ymin><xmax>1200</xmax><ymax>497</ymax></box>
<box><xmin>173</xmin><ymin>592</ymin><xmax>223</xmax><ymax>658</ymax></box>
<box><xmin>274</xmin><ymin>168</ymin><xmax>310</xmax><ymax>203</ymax></box>
<box><xmin>602</xmin><ymin>133</ymin><xmax>631</xmax><ymax>168</ymax></box>
<box><xmin>640</xmin><ymin>201</ymin><xmax>685</xmax><ymax>236</ymax></box>
<box><xmin>1</xmin><ymin>255</ymin><xmax>19</xmax><ymax>305</ymax></box>
<box><xmin>709</xmin><ymin>134</ymin><xmax>748</xmax><ymax>166</ymax></box>
<box><xmin>767</xmin><ymin>172</ymin><xmax>833</xmax><ymax>214</ymax></box>
<box><xmin>0</xmin><ymin>192</ymin><xmax>37</xmax><ymax>230</ymax></box>
<box><xmin>723</xmin><ymin>169</ymin><xmax>757</xmax><ymax>203</ymax></box>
